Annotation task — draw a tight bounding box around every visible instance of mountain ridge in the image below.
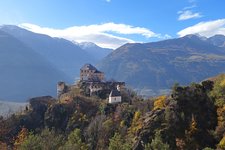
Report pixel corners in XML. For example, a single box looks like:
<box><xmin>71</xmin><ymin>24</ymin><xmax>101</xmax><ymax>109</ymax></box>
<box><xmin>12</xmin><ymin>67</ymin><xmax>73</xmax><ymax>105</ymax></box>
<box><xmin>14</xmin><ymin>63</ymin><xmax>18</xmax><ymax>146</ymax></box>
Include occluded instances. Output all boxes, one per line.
<box><xmin>0</xmin><ymin>25</ymin><xmax>115</xmax><ymax>101</ymax></box>
<box><xmin>0</xmin><ymin>25</ymin><xmax>95</xmax><ymax>80</ymax></box>
<box><xmin>77</xmin><ymin>41</ymin><xmax>112</xmax><ymax>61</ymax></box>
<box><xmin>98</xmin><ymin>34</ymin><xmax>225</xmax><ymax>96</ymax></box>
<box><xmin>0</xmin><ymin>30</ymin><xmax>69</xmax><ymax>101</ymax></box>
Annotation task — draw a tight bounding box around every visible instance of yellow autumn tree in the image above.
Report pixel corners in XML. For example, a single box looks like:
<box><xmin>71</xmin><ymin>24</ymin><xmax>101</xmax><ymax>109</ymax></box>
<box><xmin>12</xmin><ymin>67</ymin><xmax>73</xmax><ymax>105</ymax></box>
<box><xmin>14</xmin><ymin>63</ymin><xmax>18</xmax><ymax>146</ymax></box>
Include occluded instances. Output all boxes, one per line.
<box><xmin>217</xmin><ymin>105</ymin><xmax>225</xmax><ymax>126</ymax></box>
<box><xmin>188</xmin><ymin>115</ymin><xmax>197</xmax><ymax>135</ymax></box>
<box><xmin>210</xmin><ymin>74</ymin><xmax>225</xmax><ymax>148</ymax></box>
<box><xmin>220</xmin><ymin>77</ymin><xmax>225</xmax><ymax>87</ymax></box>
<box><xmin>14</xmin><ymin>127</ymin><xmax>29</xmax><ymax>149</ymax></box>
<box><xmin>218</xmin><ymin>136</ymin><xmax>225</xmax><ymax>149</ymax></box>
<box><xmin>153</xmin><ymin>95</ymin><xmax>167</xmax><ymax>110</ymax></box>
<box><xmin>129</xmin><ymin>111</ymin><xmax>142</xmax><ymax>135</ymax></box>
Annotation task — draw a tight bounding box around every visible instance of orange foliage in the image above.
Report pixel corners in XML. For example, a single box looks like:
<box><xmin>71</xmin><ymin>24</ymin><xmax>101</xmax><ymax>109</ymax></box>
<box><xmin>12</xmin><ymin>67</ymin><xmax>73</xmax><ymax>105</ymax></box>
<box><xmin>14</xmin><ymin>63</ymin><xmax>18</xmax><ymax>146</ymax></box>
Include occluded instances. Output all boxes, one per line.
<box><xmin>0</xmin><ymin>142</ymin><xmax>7</xmax><ymax>150</ymax></box>
<box><xmin>188</xmin><ymin>115</ymin><xmax>197</xmax><ymax>135</ymax></box>
<box><xmin>176</xmin><ymin>138</ymin><xmax>185</xmax><ymax>150</ymax></box>
<box><xmin>217</xmin><ymin>105</ymin><xmax>225</xmax><ymax>126</ymax></box>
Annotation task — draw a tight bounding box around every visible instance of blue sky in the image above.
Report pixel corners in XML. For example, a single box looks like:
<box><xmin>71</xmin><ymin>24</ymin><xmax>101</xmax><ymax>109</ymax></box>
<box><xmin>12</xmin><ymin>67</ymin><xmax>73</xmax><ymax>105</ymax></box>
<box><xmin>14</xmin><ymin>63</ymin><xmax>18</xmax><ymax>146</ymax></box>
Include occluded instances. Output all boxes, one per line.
<box><xmin>0</xmin><ymin>0</ymin><xmax>224</xmax><ymax>48</ymax></box>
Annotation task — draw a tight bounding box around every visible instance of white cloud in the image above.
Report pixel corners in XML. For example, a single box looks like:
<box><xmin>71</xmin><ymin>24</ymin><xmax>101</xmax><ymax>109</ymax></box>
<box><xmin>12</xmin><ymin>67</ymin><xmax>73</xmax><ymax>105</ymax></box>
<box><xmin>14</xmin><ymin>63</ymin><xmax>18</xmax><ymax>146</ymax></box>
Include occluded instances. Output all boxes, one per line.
<box><xmin>183</xmin><ymin>4</ymin><xmax>196</xmax><ymax>10</ymax></box>
<box><xmin>177</xmin><ymin>19</ymin><xmax>225</xmax><ymax>37</ymax></box>
<box><xmin>177</xmin><ymin>0</ymin><xmax>202</xmax><ymax>21</ymax></box>
<box><xmin>162</xmin><ymin>34</ymin><xmax>172</xmax><ymax>39</ymax></box>
<box><xmin>106</xmin><ymin>0</ymin><xmax>111</xmax><ymax>2</ymax></box>
<box><xmin>178</xmin><ymin>10</ymin><xmax>202</xmax><ymax>21</ymax></box>
<box><xmin>19</xmin><ymin>22</ymin><xmax>159</xmax><ymax>49</ymax></box>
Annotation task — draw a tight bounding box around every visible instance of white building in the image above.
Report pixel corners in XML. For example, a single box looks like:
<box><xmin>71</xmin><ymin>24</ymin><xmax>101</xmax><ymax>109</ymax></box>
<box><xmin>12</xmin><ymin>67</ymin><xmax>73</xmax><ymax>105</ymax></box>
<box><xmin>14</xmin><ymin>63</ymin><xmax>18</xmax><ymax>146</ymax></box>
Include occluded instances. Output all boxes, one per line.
<box><xmin>109</xmin><ymin>90</ymin><xmax>121</xmax><ymax>104</ymax></box>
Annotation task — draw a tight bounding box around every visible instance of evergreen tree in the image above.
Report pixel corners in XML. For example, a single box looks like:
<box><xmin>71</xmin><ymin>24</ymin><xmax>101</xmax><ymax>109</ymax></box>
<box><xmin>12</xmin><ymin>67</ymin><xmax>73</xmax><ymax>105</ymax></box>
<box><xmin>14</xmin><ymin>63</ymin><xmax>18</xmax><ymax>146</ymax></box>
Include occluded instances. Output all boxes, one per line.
<box><xmin>109</xmin><ymin>132</ymin><xmax>131</xmax><ymax>150</ymax></box>
<box><xmin>60</xmin><ymin>128</ymin><xmax>88</xmax><ymax>150</ymax></box>
<box><xmin>19</xmin><ymin>128</ymin><xmax>64</xmax><ymax>150</ymax></box>
<box><xmin>144</xmin><ymin>131</ymin><xmax>170</xmax><ymax>150</ymax></box>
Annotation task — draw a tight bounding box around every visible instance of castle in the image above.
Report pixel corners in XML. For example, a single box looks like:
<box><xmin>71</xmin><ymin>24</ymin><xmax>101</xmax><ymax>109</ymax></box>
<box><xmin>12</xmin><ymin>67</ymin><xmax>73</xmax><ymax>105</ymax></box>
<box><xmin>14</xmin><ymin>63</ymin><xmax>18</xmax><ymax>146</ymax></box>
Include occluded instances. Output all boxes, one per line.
<box><xmin>57</xmin><ymin>64</ymin><xmax>125</xmax><ymax>103</ymax></box>
<box><xmin>80</xmin><ymin>64</ymin><xmax>104</xmax><ymax>82</ymax></box>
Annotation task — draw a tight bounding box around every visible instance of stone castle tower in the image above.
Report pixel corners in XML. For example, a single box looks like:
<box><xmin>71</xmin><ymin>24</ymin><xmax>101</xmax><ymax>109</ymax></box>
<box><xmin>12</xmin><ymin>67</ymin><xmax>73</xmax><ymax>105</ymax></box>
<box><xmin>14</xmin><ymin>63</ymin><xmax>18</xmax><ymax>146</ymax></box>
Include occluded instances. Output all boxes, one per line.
<box><xmin>80</xmin><ymin>64</ymin><xmax>104</xmax><ymax>81</ymax></box>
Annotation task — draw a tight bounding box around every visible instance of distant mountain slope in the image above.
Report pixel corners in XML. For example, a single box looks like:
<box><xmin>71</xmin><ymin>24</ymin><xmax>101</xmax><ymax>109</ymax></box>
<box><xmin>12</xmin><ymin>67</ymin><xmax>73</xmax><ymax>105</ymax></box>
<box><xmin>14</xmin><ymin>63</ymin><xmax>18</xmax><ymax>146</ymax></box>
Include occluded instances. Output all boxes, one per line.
<box><xmin>0</xmin><ymin>25</ymin><xmax>95</xmax><ymax>80</ymax></box>
<box><xmin>78</xmin><ymin>42</ymin><xmax>112</xmax><ymax>61</ymax></box>
<box><xmin>0</xmin><ymin>30</ymin><xmax>69</xmax><ymax>101</ymax></box>
<box><xmin>207</xmin><ymin>34</ymin><xmax>225</xmax><ymax>47</ymax></box>
<box><xmin>0</xmin><ymin>101</ymin><xmax>27</xmax><ymax>117</ymax></box>
<box><xmin>98</xmin><ymin>34</ymin><xmax>225</xmax><ymax>96</ymax></box>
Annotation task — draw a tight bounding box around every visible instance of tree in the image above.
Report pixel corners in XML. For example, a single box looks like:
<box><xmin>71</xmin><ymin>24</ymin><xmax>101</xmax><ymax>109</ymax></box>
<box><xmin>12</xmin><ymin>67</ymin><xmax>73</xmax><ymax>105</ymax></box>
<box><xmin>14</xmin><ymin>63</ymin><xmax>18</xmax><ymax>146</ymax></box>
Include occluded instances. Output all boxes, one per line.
<box><xmin>19</xmin><ymin>128</ymin><xmax>64</xmax><ymax>150</ymax></box>
<box><xmin>144</xmin><ymin>131</ymin><xmax>170</xmax><ymax>150</ymax></box>
<box><xmin>40</xmin><ymin>128</ymin><xmax>64</xmax><ymax>150</ymax></box>
<box><xmin>129</xmin><ymin>111</ymin><xmax>142</xmax><ymax>135</ymax></box>
<box><xmin>60</xmin><ymin>128</ymin><xmax>88</xmax><ymax>150</ymax></box>
<box><xmin>210</xmin><ymin>75</ymin><xmax>225</xmax><ymax>146</ymax></box>
<box><xmin>210</xmin><ymin>74</ymin><xmax>225</xmax><ymax>107</ymax></box>
<box><xmin>153</xmin><ymin>95</ymin><xmax>167</xmax><ymax>110</ymax></box>
<box><xmin>171</xmin><ymin>82</ymin><xmax>217</xmax><ymax>149</ymax></box>
<box><xmin>100</xmin><ymin>118</ymin><xmax>115</xmax><ymax>148</ymax></box>
<box><xmin>218</xmin><ymin>136</ymin><xmax>225</xmax><ymax>150</ymax></box>
<box><xmin>66</xmin><ymin>110</ymin><xmax>88</xmax><ymax>131</ymax></box>
<box><xmin>19</xmin><ymin>133</ymin><xmax>42</xmax><ymax>150</ymax></box>
<box><xmin>14</xmin><ymin>127</ymin><xmax>29</xmax><ymax>149</ymax></box>
<box><xmin>85</xmin><ymin>115</ymin><xmax>105</xmax><ymax>150</ymax></box>
<box><xmin>202</xmin><ymin>147</ymin><xmax>214</xmax><ymax>150</ymax></box>
<box><xmin>108</xmin><ymin>132</ymin><xmax>131</xmax><ymax>150</ymax></box>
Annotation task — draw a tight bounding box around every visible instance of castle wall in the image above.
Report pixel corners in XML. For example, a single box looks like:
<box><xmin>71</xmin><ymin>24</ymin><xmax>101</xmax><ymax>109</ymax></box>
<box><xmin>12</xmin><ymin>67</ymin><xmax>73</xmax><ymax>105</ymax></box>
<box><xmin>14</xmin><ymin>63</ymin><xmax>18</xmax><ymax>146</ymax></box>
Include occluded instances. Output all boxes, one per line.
<box><xmin>80</xmin><ymin>70</ymin><xmax>104</xmax><ymax>81</ymax></box>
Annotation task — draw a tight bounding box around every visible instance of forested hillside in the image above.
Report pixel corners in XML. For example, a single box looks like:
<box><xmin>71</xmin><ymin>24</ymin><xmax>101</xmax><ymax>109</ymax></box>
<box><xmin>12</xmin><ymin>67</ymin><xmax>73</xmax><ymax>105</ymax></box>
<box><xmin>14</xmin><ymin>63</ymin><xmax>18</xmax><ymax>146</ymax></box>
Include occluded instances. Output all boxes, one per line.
<box><xmin>1</xmin><ymin>74</ymin><xmax>225</xmax><ymax>150</ymax></box>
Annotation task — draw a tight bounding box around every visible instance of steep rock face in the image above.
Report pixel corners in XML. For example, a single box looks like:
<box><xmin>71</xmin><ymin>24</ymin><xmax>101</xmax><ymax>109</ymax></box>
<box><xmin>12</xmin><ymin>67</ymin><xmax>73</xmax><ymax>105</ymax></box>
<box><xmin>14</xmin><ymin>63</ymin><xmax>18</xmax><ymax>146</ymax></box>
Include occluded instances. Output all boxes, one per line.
<box><xmin>0</xmin><ymin>25</ymin><xmax>95</xmax><ymax>80</ymax></box>
<box><xmin>0</xmin><ymin>30</ymin><xmax>68</xmax><ymax>101</ymax></box>
<box><xmin>133</xmin><ymin>109</ymin><xmax>167</xmax><ymax>150</ymax></box>
<box><xmin>98</xmin><ymin>35</ymin><xmax>225</xmax><ymax>96</ymax></box>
